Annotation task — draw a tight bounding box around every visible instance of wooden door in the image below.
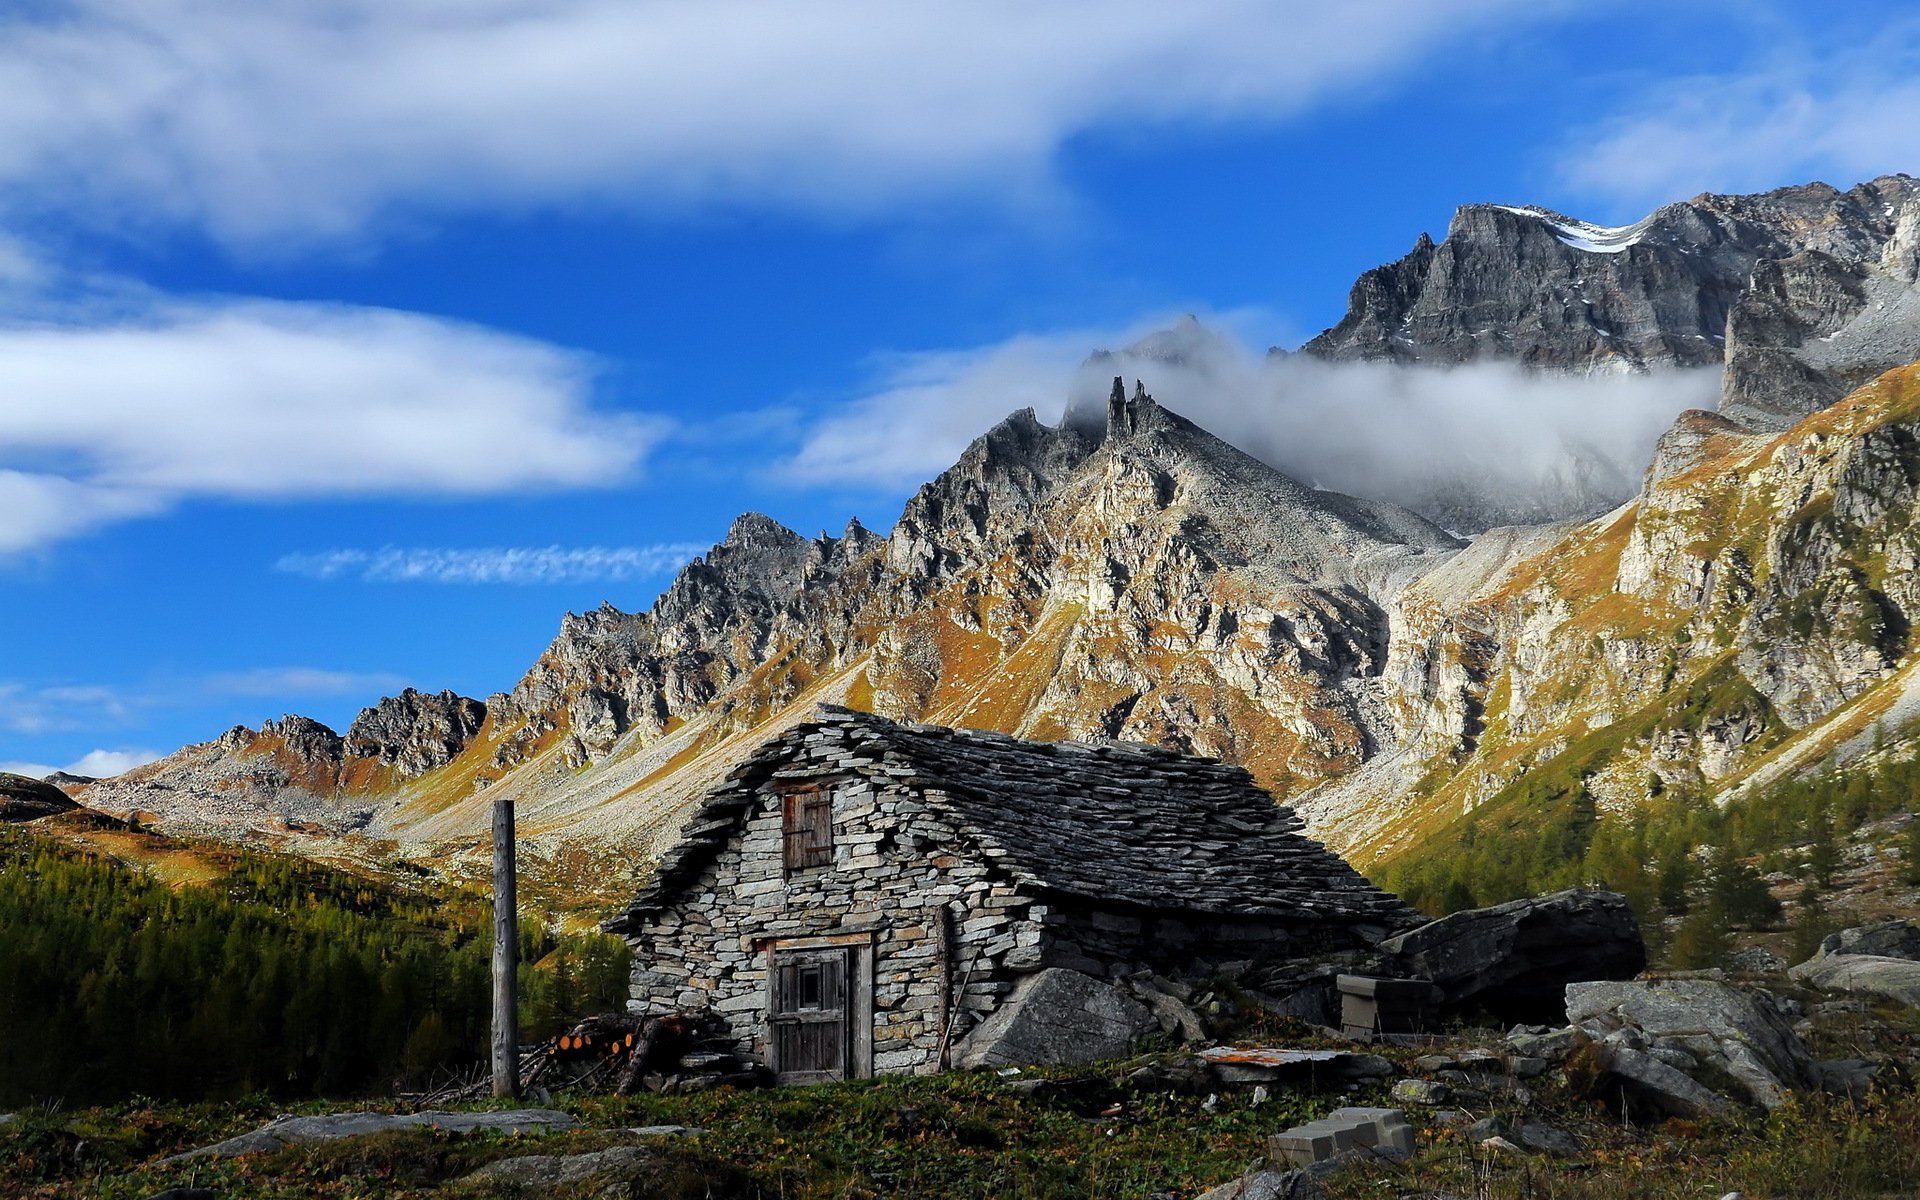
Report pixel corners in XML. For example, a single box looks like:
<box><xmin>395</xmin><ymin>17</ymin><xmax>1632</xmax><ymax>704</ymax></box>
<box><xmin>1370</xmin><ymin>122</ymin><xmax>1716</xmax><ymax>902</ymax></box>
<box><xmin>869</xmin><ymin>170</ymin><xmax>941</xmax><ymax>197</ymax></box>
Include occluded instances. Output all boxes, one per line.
<box><xmin>770</xmin><ymin>948</ymin><xmax>851</xmax><ymax>1084</ymax></box>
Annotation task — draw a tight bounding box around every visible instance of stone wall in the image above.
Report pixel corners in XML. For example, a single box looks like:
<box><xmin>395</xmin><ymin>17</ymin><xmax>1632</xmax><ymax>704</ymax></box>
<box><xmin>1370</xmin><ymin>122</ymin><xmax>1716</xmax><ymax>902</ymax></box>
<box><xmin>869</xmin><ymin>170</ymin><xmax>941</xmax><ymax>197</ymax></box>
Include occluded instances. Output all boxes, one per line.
<box><xmin>626</xmin><ymin>760</ymin><xmax>1035</xmax><ymax>1074</ymax></box>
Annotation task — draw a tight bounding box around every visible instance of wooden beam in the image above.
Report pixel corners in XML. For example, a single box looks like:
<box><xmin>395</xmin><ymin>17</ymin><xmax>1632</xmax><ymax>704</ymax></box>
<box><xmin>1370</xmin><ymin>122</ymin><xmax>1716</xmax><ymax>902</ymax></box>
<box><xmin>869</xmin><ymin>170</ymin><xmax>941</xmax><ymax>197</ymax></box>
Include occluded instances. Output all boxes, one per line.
<box><xmin>491</xmin><ymin>797</ymin><xmax>519</xmax><ymax>1099</ymax></box>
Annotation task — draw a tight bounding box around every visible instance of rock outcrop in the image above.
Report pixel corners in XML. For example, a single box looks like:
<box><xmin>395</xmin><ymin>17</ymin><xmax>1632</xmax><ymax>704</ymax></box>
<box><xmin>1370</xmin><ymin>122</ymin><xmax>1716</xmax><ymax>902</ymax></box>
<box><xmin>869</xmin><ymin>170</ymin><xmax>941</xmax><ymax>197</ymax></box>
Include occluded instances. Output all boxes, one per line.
<box><xmin>1805</xmin><ymin>919</ymin><xmax>1920</xmax><ymax>963</ymax></box>
<box><xmin>1790</xmin><ymin>955</ymin><xmax>1920</xmax><ymax>1008</ymax></box>
<box><xmin>343</xmin><ymin>689</ymin><xmax>486</xmax><ymax>778</ymax></box>
<box><xmin>0</xmin><ymin>773</ymin><xmax>80</xmax><ymax>821</ymax></box>
<box><xmin>1567</xmin><ymin>978</ymin><xmax>1819</xmax><ymax>1112</ymax></box>
<box><xmin>1379</xmin><ymin>890</ymin><xmax>1645</xmax><ymax>1022</ymax></box>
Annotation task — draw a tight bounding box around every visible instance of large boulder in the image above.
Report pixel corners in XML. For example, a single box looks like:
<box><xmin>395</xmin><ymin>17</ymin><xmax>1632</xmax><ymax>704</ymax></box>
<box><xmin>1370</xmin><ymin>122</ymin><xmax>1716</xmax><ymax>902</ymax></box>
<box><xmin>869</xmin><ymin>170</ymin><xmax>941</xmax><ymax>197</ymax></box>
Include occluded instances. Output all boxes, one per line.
<box><xmin>1567</xmin><ymin>979</ymin><xmax>1818</xmax><ymax>1110</ymax></box>
<box><xmin>1379</xmin><ymin>890</ymin><xmax>1645</xmax><ymax>1022</ymax></box>
<box><xmin>1790</xmin><ymin>955</ymin><xmax>1920</xmax><ymax>1008</ymax></box>
<box><xmin>955</xmin><ymin>968</ymin><xmax>1154</xmax><ymax>1070</ymax></box>
<box><xmin>0</xmin><ymin>773</ymin><xmax>79</xmax><ymax>822</ymax></box>
<box><xmin>1806</xmin><ymin>920</ymin><xmax>1920</xmax><ymax>964</ymax></box>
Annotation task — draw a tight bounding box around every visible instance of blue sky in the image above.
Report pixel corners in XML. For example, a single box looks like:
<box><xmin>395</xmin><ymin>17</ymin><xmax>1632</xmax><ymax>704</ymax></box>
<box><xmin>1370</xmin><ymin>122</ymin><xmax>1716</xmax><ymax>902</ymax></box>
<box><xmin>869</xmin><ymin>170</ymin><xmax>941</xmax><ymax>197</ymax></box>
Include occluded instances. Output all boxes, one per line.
<box><xmin>4</xmin><ymin>0</ymin><xmax>1918</xmax><ymax>778</ymax></box>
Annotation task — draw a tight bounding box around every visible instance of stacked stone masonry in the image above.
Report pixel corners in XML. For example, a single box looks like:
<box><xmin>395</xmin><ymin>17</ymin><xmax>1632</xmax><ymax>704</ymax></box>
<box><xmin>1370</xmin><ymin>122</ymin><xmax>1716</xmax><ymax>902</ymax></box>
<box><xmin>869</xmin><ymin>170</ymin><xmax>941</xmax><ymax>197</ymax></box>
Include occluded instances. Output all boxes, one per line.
<box><xmin>609</xmin><ymin>707</ymin><xmax>1421</xmax><ymax>1078</ymax></box>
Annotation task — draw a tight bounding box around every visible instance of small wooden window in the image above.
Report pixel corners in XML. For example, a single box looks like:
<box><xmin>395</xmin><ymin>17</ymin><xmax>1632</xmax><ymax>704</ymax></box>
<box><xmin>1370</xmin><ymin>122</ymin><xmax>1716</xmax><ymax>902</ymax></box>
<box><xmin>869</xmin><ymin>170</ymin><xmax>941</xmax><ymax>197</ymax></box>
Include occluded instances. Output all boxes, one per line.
<box><xmin>781</xmin><ymin>784</ymin><xmax>833</xmax><ymax>872</ymax></box>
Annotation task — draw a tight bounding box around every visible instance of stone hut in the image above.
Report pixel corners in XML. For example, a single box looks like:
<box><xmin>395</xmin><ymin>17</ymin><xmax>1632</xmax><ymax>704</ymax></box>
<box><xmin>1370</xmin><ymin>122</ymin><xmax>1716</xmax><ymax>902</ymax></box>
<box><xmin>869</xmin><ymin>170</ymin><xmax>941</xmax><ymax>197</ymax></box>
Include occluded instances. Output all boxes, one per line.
<box><xmin>606</xmin><ymin>706</ymin><xmax>1420</xmax><ymax>1082</ymax></box>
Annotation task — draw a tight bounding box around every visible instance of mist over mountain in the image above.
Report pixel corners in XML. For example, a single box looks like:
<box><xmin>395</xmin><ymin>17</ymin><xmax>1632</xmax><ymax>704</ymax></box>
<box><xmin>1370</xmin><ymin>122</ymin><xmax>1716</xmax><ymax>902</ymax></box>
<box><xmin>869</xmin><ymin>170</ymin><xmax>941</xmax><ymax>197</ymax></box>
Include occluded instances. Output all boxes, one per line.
<box><xmin>1068</xmin><ymin>318</ymin><xmax>1719</xmax><ymax>533</ymax></box>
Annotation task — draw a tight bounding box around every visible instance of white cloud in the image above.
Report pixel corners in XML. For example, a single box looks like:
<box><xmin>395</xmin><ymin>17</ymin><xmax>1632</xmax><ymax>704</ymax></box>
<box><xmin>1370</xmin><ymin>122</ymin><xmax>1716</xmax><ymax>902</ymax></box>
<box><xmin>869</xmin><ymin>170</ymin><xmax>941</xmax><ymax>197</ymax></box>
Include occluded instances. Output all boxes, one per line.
<box><xmin>0</xmin><ymin>299</ymin><xmax>660</xmax><ymax>554</ymax></box>
<box><xmin>275</xmin><ymin>544</ymin><xmax>707</xmax><ymax>584</ymax></box>
<box><xmin>774</xmin><ymin>317</ymin><xmax>1722</xmax><ymax>523</ymax></box>
<box><xmin>776</xmin><ymin>330</ymin><xmax>1112</xmax><ymax>489</ymax></box>
<box><xmin>0</xmin><ymin>747</ymin><xmax>163</xmax><ymax>780</ymax></box>
<box><xmin>62</xmin><ymin>747</ymin><xmax>163</xmax><ymax>778</ymax></box>
<box><xmin>0</xmin><ymin>0</ymin><xmax>1560</xmax><ymax>244</ymax></box>
<box><xmin>1560</xmin><ymin>26</ymin><xmax>1920</xmax><ymax>211</ymax></box>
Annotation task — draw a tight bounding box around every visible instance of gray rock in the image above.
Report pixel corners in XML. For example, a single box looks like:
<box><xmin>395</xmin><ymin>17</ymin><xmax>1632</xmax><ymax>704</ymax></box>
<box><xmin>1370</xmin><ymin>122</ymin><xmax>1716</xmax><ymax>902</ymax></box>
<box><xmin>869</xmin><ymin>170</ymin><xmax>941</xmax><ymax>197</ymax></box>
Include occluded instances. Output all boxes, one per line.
<box><xmin>1466</xmin><ymin>1117</ymin><xmax>1510</xmax><ymax>1143</ymax></box>
<box><xmin>467</xmin><ymin>1145</ymin><xmax>657</xmax><ymax>1187</ymax></box>
<box><xmin>1815</xmin><ymin>1059</ymin><xmax>1881</xmax><ymax>1101</ymax></box>
<box><xmin>1390</xmin><ymin>1079</ymin><xmax>1452</xmax><ymax>1105</ymax></box>
<box><xmin>1810</xmin><ymin>920</ymin><xmax>1920</xmax><ymax>964</ymax></box>
<box><xmin>1509</xmin><ymin>1056</ymin><xmax>1549</xmax><ymax>1078</ymax></box>
<box><xmin>1789</xmin><ymin>954</ymin><xmax>1920</xmax><ymax>1008</ymax></box>
<box><xmin>1506</xmin><ymin>1025</ymin><xmax>1578</xmax><ymax>1062</ymax></box>
<box><xmin>0</xmin><ymin>1113</ymin><xmax>15</xmax><ymax>1129</ymax></box>
<box><xmin>1515</xmin><ymin>1119</ymin><xmax>1583</xmax><ymax>1157</ymax></box>
<box><xmin>956</xmin><ymin>968</ymin><xmax>1154</xmax><ymax>1069</ymax></box>
<box><xmin>1382</xmin><ymin>890</ymin><xmax>1646</xmax><ymax>1023</ymax></box>
<box><xmin>1598</xmin><ymin>1046</ymin><xmax>1731</xmax><ymax>1119</ymax></box>
<box><xmin>1128</xmin><ymin>975</ymin><xmax>1211</xmax><ymax>1043</ymax></box>
<box><xmin>161</xmin><ymin>1108</ymin><xmax>578</xmax><ymax>1161</ymax></box>
<box><xmin>1195</xmin><ymin>1166</ymin><xmax>1328</xmax><ymax>1200</ymax></box>
<box><xmin>1568</xmin><ymin>979</ymin><xmax>1818</xmax><ymax>1109</ymax></box>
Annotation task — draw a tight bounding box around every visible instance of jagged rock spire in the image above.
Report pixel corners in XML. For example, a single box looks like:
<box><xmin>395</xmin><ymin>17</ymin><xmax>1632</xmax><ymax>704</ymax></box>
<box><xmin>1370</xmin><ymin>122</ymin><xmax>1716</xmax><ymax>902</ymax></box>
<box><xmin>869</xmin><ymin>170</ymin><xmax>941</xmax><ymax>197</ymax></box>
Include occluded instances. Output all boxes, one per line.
<box><xmin>1105</xmin><ymin>376</ymin><xmax>1150</xmax><ymax>440</ymax></box>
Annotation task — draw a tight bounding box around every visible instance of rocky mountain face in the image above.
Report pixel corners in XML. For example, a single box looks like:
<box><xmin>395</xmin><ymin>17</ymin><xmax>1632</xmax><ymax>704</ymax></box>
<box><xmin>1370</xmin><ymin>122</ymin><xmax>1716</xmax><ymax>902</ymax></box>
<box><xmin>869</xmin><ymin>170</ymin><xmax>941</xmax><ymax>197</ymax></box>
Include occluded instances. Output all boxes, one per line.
<box><xmin>1304</xmin><ymin>175</ymin><xmax>1920</xmax><ymax>433</ymax></box>
<box><xmin>1300</xmin><ymin>363</ymin><xmax>1920</xmax><ymax>862</ymax></box>
<box><xmin>88</xmin><ymin>379</ymin><xmax>1460</xmax><ymax>857</ymax></box>
<box><xmin>72</xmin><ymin>175</ymin><xmax>1920</xmax><ymax>897</ymax></box>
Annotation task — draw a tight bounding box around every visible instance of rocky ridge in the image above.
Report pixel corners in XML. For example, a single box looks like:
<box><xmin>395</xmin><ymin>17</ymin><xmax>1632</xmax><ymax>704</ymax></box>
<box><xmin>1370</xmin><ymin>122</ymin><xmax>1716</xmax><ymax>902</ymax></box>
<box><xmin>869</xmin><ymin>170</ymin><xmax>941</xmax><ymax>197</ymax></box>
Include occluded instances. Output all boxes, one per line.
<box><xmin>83</xmin><ymin>380</ymin><xmax>1461</xmax><ymax>864</ymax></box>
<box><xmin>1306</xmin><ymin>174</ymin><xmax>1920</xmax><ymax>431</ymax></box>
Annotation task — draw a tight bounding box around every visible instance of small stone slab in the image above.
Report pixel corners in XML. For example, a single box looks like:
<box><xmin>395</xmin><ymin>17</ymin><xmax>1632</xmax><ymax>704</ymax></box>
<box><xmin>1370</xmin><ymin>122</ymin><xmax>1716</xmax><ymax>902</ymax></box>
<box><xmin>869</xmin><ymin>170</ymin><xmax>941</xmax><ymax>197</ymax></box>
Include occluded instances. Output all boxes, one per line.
<box><xmin>1197</xmin><ymin>1046</ymin><xmax>1392</xmax><ymax>1085</ymax></box>
<box><xmin>467</xmin><ymin>1145</ymin><xmax>656</xmax><ymax>1187</ymax></box>
<box><xmin>162</xmin><ymin>1108</ymin><xmax>578</xmax><ymax>1162</ymax></box>
<box><xmin>1269</xmin><ymin>1106</ymin><xmax>1413</xmax><ymax>1166</ymax></box>
<box><xmin>1327</xmin><ymin>1106</ymin><xmax>1415</xmax><ymax>1154</ymax></box>
<box><xmin>1268</xmin><ymin>1126</ymin><xmax>1341</xmax><ymax>1167</ymax></box>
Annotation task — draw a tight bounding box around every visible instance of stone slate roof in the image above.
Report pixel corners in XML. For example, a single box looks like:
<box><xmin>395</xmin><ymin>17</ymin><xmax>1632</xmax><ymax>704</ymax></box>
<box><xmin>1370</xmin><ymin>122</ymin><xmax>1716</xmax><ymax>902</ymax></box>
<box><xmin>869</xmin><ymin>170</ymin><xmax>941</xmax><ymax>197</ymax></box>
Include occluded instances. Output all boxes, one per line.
<box><xmin>608</xmin><ymin>706</ymin><xmax>1421</xmax><ymax>933</ymax></box>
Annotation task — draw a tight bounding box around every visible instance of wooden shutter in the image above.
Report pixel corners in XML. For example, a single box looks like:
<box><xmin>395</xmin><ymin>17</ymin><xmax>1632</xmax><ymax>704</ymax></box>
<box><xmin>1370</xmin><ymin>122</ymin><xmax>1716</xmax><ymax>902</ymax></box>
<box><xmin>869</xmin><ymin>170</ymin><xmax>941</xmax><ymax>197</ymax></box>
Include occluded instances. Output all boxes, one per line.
<box><xmin>781</xmin><ymin>784</ymin><xmax>833</xmax><ymax>873</ymax></box>
<box><xmin>770</xmin><ymin>948</ymin><xmax>850</xmax><ymax>1084</ymax></box>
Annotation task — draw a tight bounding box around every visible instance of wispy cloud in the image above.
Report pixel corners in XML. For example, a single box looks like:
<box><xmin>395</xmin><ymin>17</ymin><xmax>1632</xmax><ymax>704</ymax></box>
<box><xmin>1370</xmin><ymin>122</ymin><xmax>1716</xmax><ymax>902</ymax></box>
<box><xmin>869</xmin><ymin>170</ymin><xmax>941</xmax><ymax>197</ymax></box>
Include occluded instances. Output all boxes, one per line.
<box><xmin>0</xmin><ymin>669</ymin><xmax>406</xmax><ymax>736</ymax></box>
<box><xmin>774</xmin><ymin>316</ymin><xmax>1720</xmax><ymax>521</ymax></box>
<box><xmin>198</xmin><ymin>667</ymin><xmax>410</xmax><ymax>698</ymax></box>
<box><xmin>0</xmin><ymin>681</ymin><xmax>135</xmax><ymax>737</ymax></box>
<box><xmin>0</xmin><ymin>0</ymin><xmax>1565</xmax><ymax>245</ymax></box>
<box><xmin>276</xmin><ymin>544</ymin><xmax>707</xmax><ymax>585</ymax></box>
<box><xmin>0</xmin><ymin>298</ymin><xmax>661</xmax><ymax>556</ymax></box>
<box><xmin>1559</xmin><ymin>22</ymin><xmax>1920</xmax><ymax>212</ymax></box>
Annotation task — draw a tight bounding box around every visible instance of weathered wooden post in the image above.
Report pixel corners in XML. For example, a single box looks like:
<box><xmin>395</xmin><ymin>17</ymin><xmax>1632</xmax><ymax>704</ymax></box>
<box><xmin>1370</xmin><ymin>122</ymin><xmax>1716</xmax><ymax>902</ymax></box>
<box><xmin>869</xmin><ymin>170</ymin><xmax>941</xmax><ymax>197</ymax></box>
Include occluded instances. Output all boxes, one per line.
<box><xmin>491</xmin><ymin>797</ymin><xmax>519</xmax><ymax>1098</ymax></box>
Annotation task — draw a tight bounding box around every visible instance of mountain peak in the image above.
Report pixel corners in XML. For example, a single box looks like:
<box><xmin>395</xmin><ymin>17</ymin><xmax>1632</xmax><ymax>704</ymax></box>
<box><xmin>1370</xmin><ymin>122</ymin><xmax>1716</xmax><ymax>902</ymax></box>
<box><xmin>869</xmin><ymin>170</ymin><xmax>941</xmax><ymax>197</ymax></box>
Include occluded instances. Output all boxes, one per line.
<box><xmin>724</xmin><ymin>511</ymin><xmax>803</xmax><ymax>550</ymax></box>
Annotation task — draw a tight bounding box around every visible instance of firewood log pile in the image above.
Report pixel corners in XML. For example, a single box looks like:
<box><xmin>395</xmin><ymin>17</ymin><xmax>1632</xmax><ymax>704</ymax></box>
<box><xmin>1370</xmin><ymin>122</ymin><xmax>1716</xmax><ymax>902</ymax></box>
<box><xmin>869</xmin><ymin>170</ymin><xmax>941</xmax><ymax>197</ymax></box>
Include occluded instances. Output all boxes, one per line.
<box><xmin>398</xmin><ymin>1010</ymin><xmax>769</xmax><ymax>1106</ymax></box>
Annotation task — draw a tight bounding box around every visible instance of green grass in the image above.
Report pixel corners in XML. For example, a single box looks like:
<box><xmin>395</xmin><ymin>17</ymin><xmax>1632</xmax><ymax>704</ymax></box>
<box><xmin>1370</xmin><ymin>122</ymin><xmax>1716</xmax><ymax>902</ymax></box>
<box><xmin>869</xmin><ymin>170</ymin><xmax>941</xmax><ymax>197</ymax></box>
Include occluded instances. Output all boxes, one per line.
<box><xmin>6</xmin><ymin>1056</ymin><xmax>1919</xmax><ymax>1200</ymax></box>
